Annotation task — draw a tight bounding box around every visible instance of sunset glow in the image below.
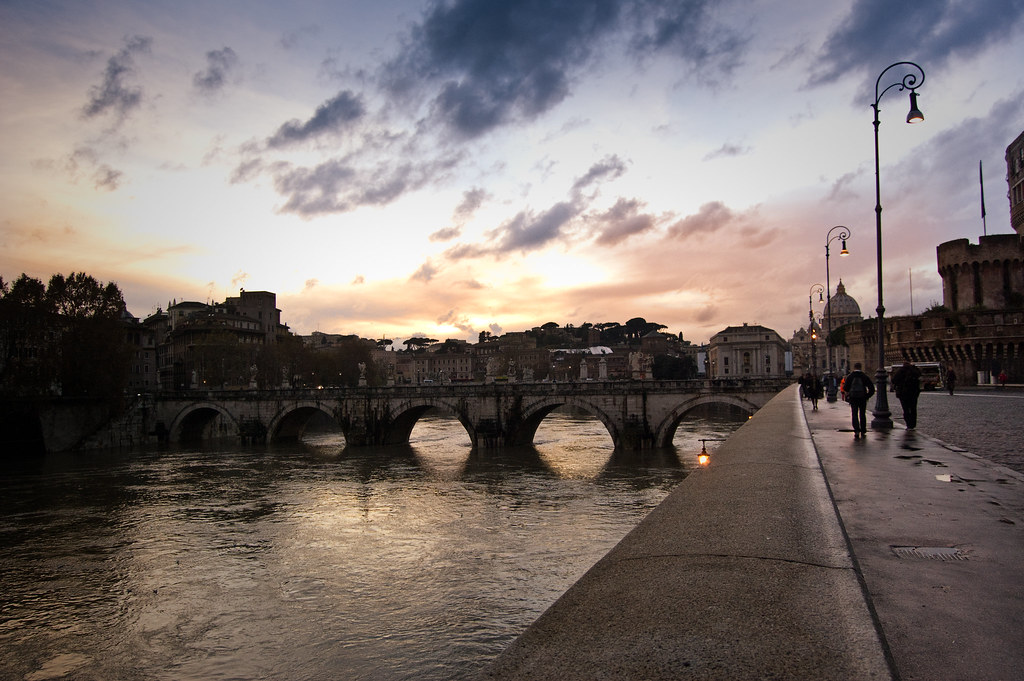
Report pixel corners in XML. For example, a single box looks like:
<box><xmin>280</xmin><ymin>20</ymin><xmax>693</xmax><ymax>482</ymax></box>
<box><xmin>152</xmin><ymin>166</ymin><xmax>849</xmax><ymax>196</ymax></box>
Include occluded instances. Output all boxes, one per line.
<box><xmin>2</xmin><ymin>1</ymin><xmax>1022</xmax><ymax>343</ymax></box>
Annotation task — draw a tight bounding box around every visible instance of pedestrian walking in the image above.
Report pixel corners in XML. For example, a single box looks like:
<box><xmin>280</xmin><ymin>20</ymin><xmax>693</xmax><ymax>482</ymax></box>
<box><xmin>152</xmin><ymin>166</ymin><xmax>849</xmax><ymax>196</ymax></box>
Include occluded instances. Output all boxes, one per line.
<box><xmin>843</xmin><ymin>363</ymin><xmax>875</xmax><ymax>436</ymax></box>
<box><xmin>945</xmin><ymin>368</ymin><xmax>956</xmax><ymax>395</ymax></box>
<box><xmin>998</xmin><ymin>371</ymin><xmax>1007</xmax><ymax>389</ymax></box>
<box><xmin>891</xmin><ymin>360</ymin><xmax>922</xmax><ymax>429</ymax></box>
<box><xmin>808</xmin><ymin>374</ymin><xmax>823</xmax><ymax>410</ymax></box>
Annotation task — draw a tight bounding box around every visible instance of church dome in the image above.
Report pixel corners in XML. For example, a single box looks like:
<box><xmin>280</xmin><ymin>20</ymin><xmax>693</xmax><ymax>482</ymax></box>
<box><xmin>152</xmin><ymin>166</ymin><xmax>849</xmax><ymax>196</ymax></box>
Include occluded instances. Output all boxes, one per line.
<box><xmin>824</xmin><ymin>280</ymin><xmax>862</xmax><ymax>323</ymax></box>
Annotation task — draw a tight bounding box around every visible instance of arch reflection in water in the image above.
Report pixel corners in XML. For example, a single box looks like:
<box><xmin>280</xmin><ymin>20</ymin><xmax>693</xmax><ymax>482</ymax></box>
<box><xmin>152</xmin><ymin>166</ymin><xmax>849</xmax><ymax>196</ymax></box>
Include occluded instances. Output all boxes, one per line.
<box><xmin>0</xmin><ymin>403</ymin><xmax>748</xmax><ymax>681</ymax></box>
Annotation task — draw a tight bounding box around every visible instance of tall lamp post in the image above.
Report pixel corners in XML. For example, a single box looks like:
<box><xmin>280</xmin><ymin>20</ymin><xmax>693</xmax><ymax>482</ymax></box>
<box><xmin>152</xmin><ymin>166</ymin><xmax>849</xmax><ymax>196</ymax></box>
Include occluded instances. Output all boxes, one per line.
<box><xmin>824</xmin><ymin>225</ymin><xmax>850</xmax><ymax>401</ymax></box>
<box><xmin>870</xmin><ymin>61</ymin><xmax>924</xmax><ymax>430</ymax></box>
<box><xmin>809</xmin><ymin>284</ymin><xmax>824</xmax><ymax>377</ymax></box>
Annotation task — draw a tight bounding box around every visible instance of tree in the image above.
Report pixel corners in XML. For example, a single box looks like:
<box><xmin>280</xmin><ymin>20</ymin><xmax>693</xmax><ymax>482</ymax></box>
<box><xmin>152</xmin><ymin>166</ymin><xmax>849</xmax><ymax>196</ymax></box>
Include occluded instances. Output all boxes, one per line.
<box><xmin>0</xmin><ymin>272</ymin><xmax>130</xmax><ymax>405</ymax></box>
<box><xmin>405</xmin><ymin>337</ymin><xmax>438</xmax><ymax>351</ymax></box>
<box><xmin>652</xmin><ymin>355</ymin><xmax>697</xmax><ymax>380</ymax></box>
<box><xmin>625</xmin><ymin>317</ymin><xmax>648</xmax><ymax>341</ymax></box>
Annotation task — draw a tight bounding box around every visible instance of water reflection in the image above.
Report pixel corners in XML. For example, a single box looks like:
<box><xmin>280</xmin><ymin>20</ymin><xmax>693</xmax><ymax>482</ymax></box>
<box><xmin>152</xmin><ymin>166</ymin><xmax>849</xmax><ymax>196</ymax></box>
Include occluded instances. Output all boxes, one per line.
<box><xmin>1</xmin><ymin>405</ymin><xmax>746</xmax><ymax>681</ymax></box>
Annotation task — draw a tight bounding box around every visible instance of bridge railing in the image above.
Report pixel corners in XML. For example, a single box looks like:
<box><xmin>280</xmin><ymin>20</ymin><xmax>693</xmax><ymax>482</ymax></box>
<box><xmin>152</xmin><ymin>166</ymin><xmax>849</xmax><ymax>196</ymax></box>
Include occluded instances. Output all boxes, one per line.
<box><xmin>149</xmin><ymin>377</ymin><xmax>794</xmax><ymax>401</ymax></box>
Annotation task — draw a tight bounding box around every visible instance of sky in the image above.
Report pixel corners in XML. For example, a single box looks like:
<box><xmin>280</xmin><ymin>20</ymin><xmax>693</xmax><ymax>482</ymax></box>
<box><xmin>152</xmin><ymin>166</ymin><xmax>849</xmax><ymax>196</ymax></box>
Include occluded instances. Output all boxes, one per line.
<box><xmin>2</xmin><ymin>0</ymin><xmax>1023</xmax><ymax>345</ymax></box>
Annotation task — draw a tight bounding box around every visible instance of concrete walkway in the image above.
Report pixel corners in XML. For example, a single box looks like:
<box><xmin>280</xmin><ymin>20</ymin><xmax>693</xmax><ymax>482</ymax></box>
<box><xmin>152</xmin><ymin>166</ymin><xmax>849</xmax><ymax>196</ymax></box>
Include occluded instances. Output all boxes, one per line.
<box><xmin>479</xmin><ymin>385</ymin><xmax>1024</xmax><ymax>680</ymax></box>
<box><xmin>805</xmin><ymin>392</ymin><xmax>1024</xmax><ymax>680</ymax></box>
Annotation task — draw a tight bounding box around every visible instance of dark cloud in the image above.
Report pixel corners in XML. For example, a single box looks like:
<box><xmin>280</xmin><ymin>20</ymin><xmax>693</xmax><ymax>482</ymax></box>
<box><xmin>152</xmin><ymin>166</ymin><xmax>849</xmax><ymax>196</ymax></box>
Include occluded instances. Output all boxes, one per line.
<box><xmin>93</xmin><ymin>165</ymin><xmax>123</xmax><ymax>191</ymax></box>
<box><xmin>666</xmin><ymin>201</ymin><xmax>739</xmax><ymax>239</ymax></box>
<box><xmin>809</xmin><ymin>0</ymin><xmax>1024</xmax><ymax>88</ymax></box>
<box><xmin>592</xmin><ymin>198</ymin><xmax>659</xmax><ymax>246</ymax></box>
<box><xmin>193</xmin><ymin>47</ymin><xmax>239</xmax><ymax>94</ymax></box>
<box><xmin>454</xmin><ymin>187</ymin><xmax>488</xmax><ymax>219</ymax></box>
<box><xmin>493</xmin><ymin>201</ymin><xmax>579</xmax><ymax>251</ymax></box>
<box><xmin>382</xmin><ymin>0</ymin><xmax>746</xmax><ymax>139</ymax></box>
<box><xmin>270</xmin><ymin>152</ymin><xmax>463</xmax><ymax>217</ymax></box>
<box><xmin>410</xmin><ymin>259</ymin><xmax>440</xmax><ymax>283</ymax></box>
<box><xmin>268</xmin><ymin>90</ymin><xmax>366</xmax><ymax>147</ymax></box>
<box><xmin>443</xmin><ymin>155</ymin><xmax>630</xmax><ymax>258</ymax></box>
<box><xmin>626</xmin><ymin>0</ymin><xmax>748</xmax><ymax>82</ymax></box>
<box><xmin>82</xmin><ymin>35</ymin><xmax>152</xmax><ymax>123</ymax></box>
<box><xmin>703</xmin><ymin>142</ymin><xmax>751</xmax><ymax>161</ymax></box>
<box><xmin>429</xmin><ymin>226</ymin><xmax>462</xmax><ymax>242</ymax></box>
<box><xmin>570</xmin><ymin>155</ymin><xmax>627</xmax><ymax>196</ymax></box>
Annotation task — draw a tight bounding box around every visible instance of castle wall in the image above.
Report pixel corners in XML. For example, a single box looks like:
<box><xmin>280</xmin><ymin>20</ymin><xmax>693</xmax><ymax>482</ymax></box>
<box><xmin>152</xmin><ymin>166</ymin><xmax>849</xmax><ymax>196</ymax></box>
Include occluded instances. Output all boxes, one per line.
<box><xmin>937</xmin><ymin>235</ymin><xmax>1024</xmax><ymax>311</ymax></box>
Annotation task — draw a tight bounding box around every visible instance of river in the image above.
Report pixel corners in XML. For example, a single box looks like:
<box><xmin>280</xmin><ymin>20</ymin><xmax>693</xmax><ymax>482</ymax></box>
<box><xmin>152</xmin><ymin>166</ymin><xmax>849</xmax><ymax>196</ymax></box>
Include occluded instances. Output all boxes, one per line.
<box><xmin>0</xmin><ymin>405</ymin><xmax>747</xmax><ymax>681</ymax></box>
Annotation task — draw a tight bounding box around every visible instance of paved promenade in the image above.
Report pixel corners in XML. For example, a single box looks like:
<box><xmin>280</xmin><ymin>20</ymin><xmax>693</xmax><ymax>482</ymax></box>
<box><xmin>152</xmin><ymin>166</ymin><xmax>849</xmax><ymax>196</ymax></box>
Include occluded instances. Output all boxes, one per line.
<box><xmin>480</xmin><ymin>385</ymin><xmax>1024</xmax><ymax>680</ymax></box>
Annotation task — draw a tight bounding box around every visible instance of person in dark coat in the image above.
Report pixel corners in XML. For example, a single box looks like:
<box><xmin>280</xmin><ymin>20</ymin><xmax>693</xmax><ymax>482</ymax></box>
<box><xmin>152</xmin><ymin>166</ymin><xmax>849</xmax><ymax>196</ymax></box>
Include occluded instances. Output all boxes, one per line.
<box><xmin>945</xmin><ymin>368</ymin><xmax>956</xmax><ymax>395</ymax></box>
<box><xmin>891</xmin><ymin>361</ymin><xmax>922</xmax><ymax>429</ymax></box>
<box><xmin>843</xmin><ymin>363</ymin><xmax>875</xmax><ymax>436</ymax></box>
<box><xmin>807</xmin><ymin>374</ymin><xmax>823</xmax><ymax>410</ymax></box>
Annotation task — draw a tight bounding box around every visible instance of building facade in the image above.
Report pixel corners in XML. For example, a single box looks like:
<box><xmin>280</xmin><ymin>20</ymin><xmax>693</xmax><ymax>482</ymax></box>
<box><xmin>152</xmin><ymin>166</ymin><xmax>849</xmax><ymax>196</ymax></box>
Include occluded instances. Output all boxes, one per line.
<box><xmin>1008</xmin><ymin>129</ymin><xmax>1024</xmax><ymax>235</ymax></box>
<box><xmin>708</xmin><ymin>323</ymin><xmax>789</xmax><ymax>379</ymax></box>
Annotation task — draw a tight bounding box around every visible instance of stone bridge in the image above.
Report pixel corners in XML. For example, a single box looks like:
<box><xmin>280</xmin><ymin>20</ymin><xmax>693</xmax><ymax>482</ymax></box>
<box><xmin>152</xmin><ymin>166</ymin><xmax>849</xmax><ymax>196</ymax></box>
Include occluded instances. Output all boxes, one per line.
<box><xmin>147</xmin><ymin>378</ymin><xmax>791</xmax><ymax>451</ymax></box>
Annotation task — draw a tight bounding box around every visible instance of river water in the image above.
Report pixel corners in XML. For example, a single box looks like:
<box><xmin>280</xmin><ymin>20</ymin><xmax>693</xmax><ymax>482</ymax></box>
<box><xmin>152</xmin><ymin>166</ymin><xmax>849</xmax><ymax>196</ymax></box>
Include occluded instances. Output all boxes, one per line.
<box><xmin>1</xmin><ymin>406</ymin><xmax>746</xmax><ymax>681</ymax></box>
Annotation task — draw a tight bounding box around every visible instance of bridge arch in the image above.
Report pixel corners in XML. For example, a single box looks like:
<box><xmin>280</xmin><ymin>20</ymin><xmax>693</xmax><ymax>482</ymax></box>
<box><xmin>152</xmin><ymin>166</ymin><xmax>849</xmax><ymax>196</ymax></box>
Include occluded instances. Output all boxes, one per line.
<box><xmin>653</xmin><ymin>395</ymin><xmax>758</xmax><ymax>448</ymax></box>
<box><xmin>169</xmin><ymin>402</ymin><xmax>239</xmax><ymax>443</ymax></box>
<box><xmin>267</xmin><ymin>402</ymin><xmax>338</xmax><ymax>443</ymax></box>
<box><xmin>385</xmin><ymin>398</ymin><xmax>475</xmax><ymax>446</ymax></box>
<box><xmin>516</xmin><ymin>396</ymin><xmax>619</xmax><ymax>448</ymax></box>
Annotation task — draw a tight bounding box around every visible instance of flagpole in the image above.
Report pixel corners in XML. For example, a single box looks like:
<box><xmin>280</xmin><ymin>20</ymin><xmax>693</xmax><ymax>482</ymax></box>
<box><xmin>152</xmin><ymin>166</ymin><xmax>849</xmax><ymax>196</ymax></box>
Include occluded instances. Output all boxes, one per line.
<box><xmin>980</xmin><ymin>160</ymin><xmax>988</xmax><ymax>236</ymax></box>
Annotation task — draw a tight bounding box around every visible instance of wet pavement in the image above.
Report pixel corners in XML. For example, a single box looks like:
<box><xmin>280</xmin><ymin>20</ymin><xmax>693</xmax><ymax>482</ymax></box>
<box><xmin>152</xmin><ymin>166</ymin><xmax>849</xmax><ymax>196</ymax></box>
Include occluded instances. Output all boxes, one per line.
<box><xmin>902</xmin><ymin>388</ymin><xmax>1024</xmax><ymax>474</ymax></box>
<box><xmin>804</xmin><ymin>393</ymin><xmax>1024</xmax><ymax>681</ymax></box>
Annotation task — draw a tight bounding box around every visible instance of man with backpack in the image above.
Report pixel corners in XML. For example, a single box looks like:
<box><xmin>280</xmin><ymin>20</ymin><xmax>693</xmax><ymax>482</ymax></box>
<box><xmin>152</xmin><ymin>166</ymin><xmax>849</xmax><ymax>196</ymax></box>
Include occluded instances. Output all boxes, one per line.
<box><xmin>843</xmin><ymin>363</ymin><xmax>876</xmax><ymax>436</ymax></box>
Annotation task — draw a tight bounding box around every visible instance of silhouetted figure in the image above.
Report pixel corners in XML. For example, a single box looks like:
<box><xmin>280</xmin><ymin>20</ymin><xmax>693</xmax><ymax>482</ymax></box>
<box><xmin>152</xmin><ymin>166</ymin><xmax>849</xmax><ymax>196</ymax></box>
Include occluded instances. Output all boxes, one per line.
<box><xmin>843</xmin><ymin>363</ymin><xmax>875</xmax><ymax>436</ymax></box>
<box><xmin>807</xmin><ymin>374</ymin><xmax>822</xmax><ymax>410</ymax></box>
<box><xmin>892</xmin><ymin>361</ymin><xmax>922</xmax><ymax>429</ymax></box>
<box><xmin>945</xmin><ymin>368</ymin><xmax>956</xmax><ymax>395</ymax></box>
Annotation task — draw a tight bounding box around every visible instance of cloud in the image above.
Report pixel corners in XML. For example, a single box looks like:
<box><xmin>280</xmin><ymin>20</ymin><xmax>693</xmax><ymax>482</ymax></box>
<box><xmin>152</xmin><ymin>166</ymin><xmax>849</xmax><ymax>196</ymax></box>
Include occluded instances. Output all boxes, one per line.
<box><xmin>429</xmin><ymin>226</ymin><xmax>461</xmax><ymax>242</ymax></box>
<box><xmin>703</xmin><ymin>142</ymin><xmax>751</xmax><ymax>161</ymax></box>
<box><xmin>382</xmin><ymin>0</ymin><xmax>747</xmax><ymax>139</ymax></box>
<box><xmin>625</xmin><ymin>0</ymin><xmax>748</xmax><ymax>83</ymax></box>
<box><xmin>808</xmin><ymin>0</ymin><xmax>1024</xmax><ymax>88</ymax></box>
<box><xmin>93</xmin><ymin>165</ymin><xmax>124</xmax><ymax>191</ymax></box>
<box><xmin>825</xmin><ymin>170</ymin><xmax>863</xmax><ymax>203</ymax></box>
<box><xmin>454</xmin><ymin>187</ymin><xmax>489</xmax><ymax>219</ymax></box>
<box><xmin>270</xmin><ymin>153</ymin><xmax>463</xmax><ymax>217</ymax></box>
<box><xmin>443</xmin><ymin>155</ymin><xmax>630</xmax><ymax>259</ymax></box>
<box><xmin>570</xmin><ymin>154</ymin><xmax>627</xmax><ymax>197</ymax></box>
<box><xmin>193</xmin><ymin>47</ymin><xmax>239</xmax><ymax>95</ymax></box>
<box><xmin>492</xmin><ymin>201</ymin><xmax>579</xmax><ymax>252</ymax></box>
<box><xmin>591</xmin><ymin>197</ymin><xmax>660</xmax><ymax>246</ymax></box>
<box><xmin>280</xmin><ymin>25</ymin><xmax>321</xmax><ymax>50</ymax></box>
<box><xmin>410</xmin><ymin>259</ymin><xmax>440</xmax><ymax>283</ymax></box>
<box><xmin>666</xmin><ymin>201</ymin><xmax>743</xmax><ymax>240</ymax></box>
<box><xmin>267</xmin><ymin>90</ymin><xmax>366</xmax><ymax>147</ymax></box>
<box><xmin>81</xmin><ymin>35</ymin><xmax>152</xmax><ymax>124</ymax></box>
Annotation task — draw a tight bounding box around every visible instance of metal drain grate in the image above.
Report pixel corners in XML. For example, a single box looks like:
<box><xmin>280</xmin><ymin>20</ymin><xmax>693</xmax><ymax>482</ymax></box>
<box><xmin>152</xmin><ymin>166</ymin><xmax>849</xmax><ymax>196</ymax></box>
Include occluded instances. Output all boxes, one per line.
<box><xmin>891</xmin><ymin>546</ymin><xmax>968</xmax><ymax>561</ymax></box>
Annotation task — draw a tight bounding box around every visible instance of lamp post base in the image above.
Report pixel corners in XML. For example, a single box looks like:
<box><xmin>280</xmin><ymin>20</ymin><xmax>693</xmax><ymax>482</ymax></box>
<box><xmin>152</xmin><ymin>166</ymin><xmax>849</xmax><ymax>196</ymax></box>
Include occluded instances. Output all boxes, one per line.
<box><xmin>871</xmin><ymin>368</ymin><xmax>894</xmax><ymax>430</ymax></box>
<box><xmin>871</xmin><ymin>410</ymin><xmax>893</xmax><ymax>430</ymax></box>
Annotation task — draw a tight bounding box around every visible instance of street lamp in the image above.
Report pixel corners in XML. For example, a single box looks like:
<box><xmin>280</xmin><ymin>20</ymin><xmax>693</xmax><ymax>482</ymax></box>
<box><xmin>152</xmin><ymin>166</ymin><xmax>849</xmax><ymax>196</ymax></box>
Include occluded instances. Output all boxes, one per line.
<box><xmin>871</xmin><ymin>61</ymin><xmax>925</xmax><ymax>430</ymax></box>
<box><xmin>824</xmin><ymin>225</ymin><xmax>850</xmax><ymax>401</ymax></box>
<box><xmin>809</xmin><ymin>284</ymin><xmax>824</xmax><ymax>377</ymax></box>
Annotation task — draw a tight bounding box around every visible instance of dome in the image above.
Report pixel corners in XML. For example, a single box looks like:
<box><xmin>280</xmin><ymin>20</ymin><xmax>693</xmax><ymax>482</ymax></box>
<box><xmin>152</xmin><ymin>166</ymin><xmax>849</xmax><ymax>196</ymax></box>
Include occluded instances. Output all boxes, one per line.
<box><xmin>823</xmin><ymin>280</ymin><xmax>862</xmax><ymax>324</ymax></box>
